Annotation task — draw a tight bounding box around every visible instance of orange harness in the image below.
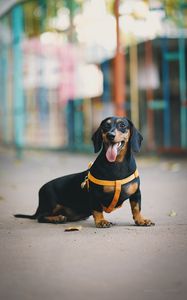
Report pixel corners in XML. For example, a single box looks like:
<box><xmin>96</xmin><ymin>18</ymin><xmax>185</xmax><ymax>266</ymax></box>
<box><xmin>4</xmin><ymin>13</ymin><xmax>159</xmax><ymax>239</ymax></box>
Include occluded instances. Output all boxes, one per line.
<box><xmin>83</xmin><ymin>169</ymin><xmax>139</xmax><ymax>213</ymax></box>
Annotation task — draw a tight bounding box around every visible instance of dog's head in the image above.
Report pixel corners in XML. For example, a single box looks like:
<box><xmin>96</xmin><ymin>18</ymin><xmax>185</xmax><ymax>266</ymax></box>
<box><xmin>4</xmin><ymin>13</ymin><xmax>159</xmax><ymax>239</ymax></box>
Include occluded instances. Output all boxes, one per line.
<box><xmin>92</xmin><ymin>116</ymin><xmax>143</xmax><ymax>162</ymax></box>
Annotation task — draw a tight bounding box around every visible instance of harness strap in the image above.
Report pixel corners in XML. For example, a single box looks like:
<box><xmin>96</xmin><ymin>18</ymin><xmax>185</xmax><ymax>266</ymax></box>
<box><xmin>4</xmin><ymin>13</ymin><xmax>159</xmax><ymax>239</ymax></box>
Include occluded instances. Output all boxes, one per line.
<box><xmin>88</xmin><ymin>170</ymin><xmax>138</xmax><ymax>187</ymax></box>
<box><xmin>87</xmin><ymin>169</ymin><xmax>139</xmax><ymax>213</ymax></box>
<box><xmin>103</xmin><ymin>180</ymin><xmax>121</xmax><ymax>213</ymax></box>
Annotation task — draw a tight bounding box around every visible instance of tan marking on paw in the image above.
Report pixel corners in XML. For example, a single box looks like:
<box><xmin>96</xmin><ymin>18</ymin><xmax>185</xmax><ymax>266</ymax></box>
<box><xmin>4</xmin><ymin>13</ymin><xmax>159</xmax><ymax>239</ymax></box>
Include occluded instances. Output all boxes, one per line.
<box><xmin>93</xmin><ymin>211</ymin><xmax>112</xmax><ymax>228</ymax></box>
<box><xmin>130</xmin><ymin>201</ymin><xmax>155</xmax><ymax>226</ymax></box>
<box><xmin>45</xmin><ymin>215</ymin><xmax>67</xmax><ymax>223</ymax></box>
<box><xmin>96</xmin><ymin>219</ymin><xmax>112</xmax><ymax>228</ymax></box>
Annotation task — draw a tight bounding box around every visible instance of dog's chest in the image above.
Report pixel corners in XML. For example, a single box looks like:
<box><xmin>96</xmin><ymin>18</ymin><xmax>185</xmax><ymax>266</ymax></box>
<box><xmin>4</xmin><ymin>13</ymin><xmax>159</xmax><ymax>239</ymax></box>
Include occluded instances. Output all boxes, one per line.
<box><xmin>103</xmin><ymin>181</ymin><xmax>138</xmax><ymax>197</ymax></box>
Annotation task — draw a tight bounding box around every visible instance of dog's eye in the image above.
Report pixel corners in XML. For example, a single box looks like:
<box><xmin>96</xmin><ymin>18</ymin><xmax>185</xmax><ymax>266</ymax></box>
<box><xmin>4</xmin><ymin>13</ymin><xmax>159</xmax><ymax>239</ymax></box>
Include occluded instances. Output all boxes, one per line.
<box><xmin>118</xmin><ymin>122</ymin><xmax>126</xmax><ymax>130</ymax></box>
<box><xmin>102</xmin><ymin>122</ymin><xmax>111</xmax><ymax>132</ymax></box>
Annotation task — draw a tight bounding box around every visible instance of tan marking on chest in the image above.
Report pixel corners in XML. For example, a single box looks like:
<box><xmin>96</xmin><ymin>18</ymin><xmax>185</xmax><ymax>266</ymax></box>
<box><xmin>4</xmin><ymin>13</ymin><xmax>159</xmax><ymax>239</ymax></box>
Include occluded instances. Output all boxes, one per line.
<box><xmin>126</xmin><ymin>182</ymin><xmax>138</xmax><ymax>196</ymax></box>
<box><xmin>103</xmin><ymin>185</ymin><xmax>115</xmax><ymax>193</ymax></box>
<box><xmin>103</xmin><ymin>181</ymin><xmax>138</xmax><ymax>195</ymax></box>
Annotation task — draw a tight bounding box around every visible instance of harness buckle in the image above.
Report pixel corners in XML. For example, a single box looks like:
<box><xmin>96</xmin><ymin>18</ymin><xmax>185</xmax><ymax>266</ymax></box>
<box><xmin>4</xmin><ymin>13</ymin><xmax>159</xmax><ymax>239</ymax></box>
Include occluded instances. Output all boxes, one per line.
<box><xmin>81</xmin><ymin>176</ymin><xmax>89</xmax><ymax>189</ymax></box>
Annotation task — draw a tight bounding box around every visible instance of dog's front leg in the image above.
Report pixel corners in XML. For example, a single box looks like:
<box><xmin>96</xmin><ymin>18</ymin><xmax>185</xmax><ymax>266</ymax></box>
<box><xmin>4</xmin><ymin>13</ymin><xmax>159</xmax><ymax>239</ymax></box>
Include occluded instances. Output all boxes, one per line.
<box><xmin>129</xmin><ymin>188</ymin><xmax>154</xmax><ymax>226</ymax></box>
<box><xmin>89</xmin><ymin>187</ymin><xmax>112</xmax><ymax>228</ymax></box>
<box><xmin>92</xmin><ymin>210</ymin><xmax>112</xmax><ymax>228</ymax></box>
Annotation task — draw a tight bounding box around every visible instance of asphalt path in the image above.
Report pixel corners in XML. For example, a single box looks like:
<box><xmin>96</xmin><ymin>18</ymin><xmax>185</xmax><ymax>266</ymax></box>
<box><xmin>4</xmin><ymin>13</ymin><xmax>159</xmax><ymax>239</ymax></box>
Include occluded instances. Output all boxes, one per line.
<box><xmin>0</xmin><ymin>147</ymin><xmax>187</xmax><ymax>300</ymax></box>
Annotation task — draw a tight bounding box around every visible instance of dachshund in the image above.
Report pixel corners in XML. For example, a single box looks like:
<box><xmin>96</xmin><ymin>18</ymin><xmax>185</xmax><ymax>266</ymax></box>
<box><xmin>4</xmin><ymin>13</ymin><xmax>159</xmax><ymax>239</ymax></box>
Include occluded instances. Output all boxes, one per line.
<box><xmin>15</xmin><ymin>116</ymin><xmax>154</xmax><ymax>228</ymax></box>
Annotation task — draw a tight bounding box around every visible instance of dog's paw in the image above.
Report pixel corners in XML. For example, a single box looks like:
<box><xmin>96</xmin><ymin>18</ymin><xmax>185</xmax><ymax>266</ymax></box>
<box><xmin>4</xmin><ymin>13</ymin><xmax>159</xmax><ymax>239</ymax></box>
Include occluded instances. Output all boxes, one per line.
<box><xmin>38</xmin><ymin>215</ymin><xmax>68</xmax><ymax>224</ymax></box>
<box><xmin>53</xmin><ymin>215</ymin><xmax>68</xmax><ymax>224</ymax></box>
<box><xmin>95</xmin><ymin>219</ymin><xmax>112</xmax><ymax>228</ymax></box>
<box><xmin>135</xmin><ymin>218</ymin><xmax>155</xmax><ymax>226</ymax></box>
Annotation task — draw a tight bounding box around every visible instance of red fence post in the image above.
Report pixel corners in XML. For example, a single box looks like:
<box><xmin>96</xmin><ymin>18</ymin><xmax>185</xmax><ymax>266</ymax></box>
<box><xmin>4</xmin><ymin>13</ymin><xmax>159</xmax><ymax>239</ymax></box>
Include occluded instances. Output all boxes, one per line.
<box><xmin>113</xmin><ymin>0</ymin><xmax>126</xmax><ymax>117</ymax></box>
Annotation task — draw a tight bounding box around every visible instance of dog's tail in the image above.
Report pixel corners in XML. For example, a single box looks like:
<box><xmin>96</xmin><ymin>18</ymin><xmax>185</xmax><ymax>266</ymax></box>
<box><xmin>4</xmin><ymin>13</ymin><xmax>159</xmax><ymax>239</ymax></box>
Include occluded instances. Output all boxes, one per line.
<box><xmin>14</xmin><ymin>213</ymin><xmax>37</xmax><ymax>219</ymax></box>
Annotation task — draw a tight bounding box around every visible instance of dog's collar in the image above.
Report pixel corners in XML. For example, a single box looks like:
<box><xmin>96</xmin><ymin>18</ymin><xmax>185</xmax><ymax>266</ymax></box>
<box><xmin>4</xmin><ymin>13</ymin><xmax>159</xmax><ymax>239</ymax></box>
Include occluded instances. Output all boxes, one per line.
<box><xmin>85</xmin><ymin>169</ymin><xmax>139</xmax><ymax>213</ymax></box>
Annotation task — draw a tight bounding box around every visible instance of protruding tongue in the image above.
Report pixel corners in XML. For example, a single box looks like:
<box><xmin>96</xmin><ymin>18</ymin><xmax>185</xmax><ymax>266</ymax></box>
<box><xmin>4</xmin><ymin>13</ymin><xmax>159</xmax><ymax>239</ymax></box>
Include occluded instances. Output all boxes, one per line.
<box><xmin>106</xmin><ymin>143</ymin><xmax>118</xmax><ymax>162</ymax></box>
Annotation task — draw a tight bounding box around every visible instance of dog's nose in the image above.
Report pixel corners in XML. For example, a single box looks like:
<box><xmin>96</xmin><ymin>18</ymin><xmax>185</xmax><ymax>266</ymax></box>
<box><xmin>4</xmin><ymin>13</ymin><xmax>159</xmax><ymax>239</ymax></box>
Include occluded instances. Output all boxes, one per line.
<box><xmin>107</xmin><ymin>132</ymin><xmax>115</xmax><ymax>141</ymax></box>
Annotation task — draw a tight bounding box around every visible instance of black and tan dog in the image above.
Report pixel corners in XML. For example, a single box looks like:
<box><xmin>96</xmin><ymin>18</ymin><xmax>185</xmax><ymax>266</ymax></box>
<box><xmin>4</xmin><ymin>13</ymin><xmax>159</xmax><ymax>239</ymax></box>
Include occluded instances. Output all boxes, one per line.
<box><xmin>15</xmin><ymin>116</ymin><xmax>154</xmax><ymax>228</ymax></box>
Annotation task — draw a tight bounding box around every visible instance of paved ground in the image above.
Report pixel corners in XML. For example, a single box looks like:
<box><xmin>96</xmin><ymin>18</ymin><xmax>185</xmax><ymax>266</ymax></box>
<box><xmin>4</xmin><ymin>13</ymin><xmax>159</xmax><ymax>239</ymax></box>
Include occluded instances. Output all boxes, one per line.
<box><xmin>0</xmin><ymin>147</ymin><xmax>187</xmax><ymax>300</ymax></box>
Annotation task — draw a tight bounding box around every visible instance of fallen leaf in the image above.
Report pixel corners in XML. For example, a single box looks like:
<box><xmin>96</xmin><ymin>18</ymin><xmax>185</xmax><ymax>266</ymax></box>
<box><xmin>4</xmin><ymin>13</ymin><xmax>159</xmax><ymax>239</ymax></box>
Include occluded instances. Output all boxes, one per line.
<box><xmin>168</xmin><ymin>210</ymin><xmax>177</xmax><ymax>217</ymax></box>
<box><xmin>64</xmin><ymin>226</ymin><xmax>82</xmax><ymax>232</ymax></box>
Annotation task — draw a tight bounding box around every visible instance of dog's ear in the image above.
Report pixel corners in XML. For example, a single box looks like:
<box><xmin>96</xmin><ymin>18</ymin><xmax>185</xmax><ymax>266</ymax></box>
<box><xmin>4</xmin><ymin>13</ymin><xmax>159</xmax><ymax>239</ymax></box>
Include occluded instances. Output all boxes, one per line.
<box><xmin>127</xmin><ymin>119</ymin><xmax>143</xmax><ymax>152</ymax></box>
<box><xmin>92</xmin><ymin>126</ymin><xmax>103</xmax><ymax>153</ymax></box>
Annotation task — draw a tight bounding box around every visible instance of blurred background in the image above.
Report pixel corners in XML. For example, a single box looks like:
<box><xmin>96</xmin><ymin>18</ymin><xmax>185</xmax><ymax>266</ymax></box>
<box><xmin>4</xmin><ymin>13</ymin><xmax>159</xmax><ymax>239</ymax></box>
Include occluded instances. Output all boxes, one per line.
<box><xmin>0</xmin><ymin>0</ymin><xmax>187</xmax><ymax>156</ymax></box>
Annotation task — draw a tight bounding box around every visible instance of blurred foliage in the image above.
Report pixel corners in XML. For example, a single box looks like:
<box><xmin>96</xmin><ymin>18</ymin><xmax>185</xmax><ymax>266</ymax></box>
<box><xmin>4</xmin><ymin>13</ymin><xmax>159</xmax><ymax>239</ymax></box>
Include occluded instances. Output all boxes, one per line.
<box><xmin>22</xmin><ymin>0</ymin><xmax>80</xmax><ymax>36</ymax></box>
<box><xmin>105</xmin><ymin>0</ymin><xmax>115</xmax><ymax>14</ymax></box>
<box><xmin>162</xmin><ymin>0</ymin><xmax>187</xmax><ymax>26</ymax></box>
